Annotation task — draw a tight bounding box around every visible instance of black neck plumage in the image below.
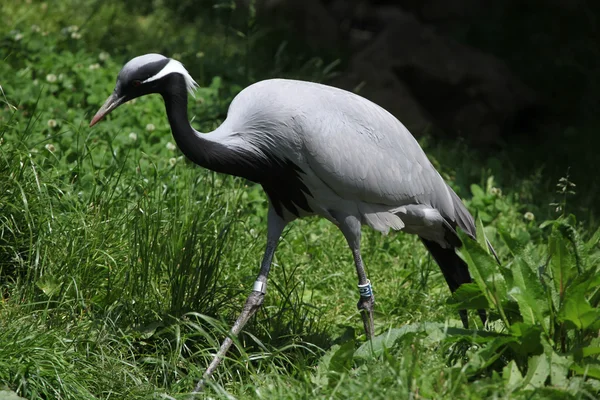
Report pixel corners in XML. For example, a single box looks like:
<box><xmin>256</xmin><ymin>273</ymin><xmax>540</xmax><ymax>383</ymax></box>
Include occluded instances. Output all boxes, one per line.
<box><xmin>159</xmin><ymin>73</ymin><xmax>313</xmax><ymax>217</ymax></box>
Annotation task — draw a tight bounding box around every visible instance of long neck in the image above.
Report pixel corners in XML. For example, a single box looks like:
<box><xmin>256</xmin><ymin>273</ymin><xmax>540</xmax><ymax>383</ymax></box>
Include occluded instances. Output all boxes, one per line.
<box><xmin>160</xmin><ymin>74</ymin><xmax>314</xmax><ymax>218</ymax></box>
<box><xmin>160</xmin><ymin>74</ymin><xmax>212</xmax><ymax>168</ymax></box>
<box><xmin>160</xmin><ymin>74</ymin><xmax>259</xmax><ymax>180</ymax></box>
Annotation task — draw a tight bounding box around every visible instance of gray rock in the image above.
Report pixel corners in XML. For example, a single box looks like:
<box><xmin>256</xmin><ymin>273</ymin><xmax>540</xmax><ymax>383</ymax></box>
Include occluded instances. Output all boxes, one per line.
<box><xmin>334</xmin><ymin>10</ymin><xmax>538</xmax><ymax>144</ymax></box>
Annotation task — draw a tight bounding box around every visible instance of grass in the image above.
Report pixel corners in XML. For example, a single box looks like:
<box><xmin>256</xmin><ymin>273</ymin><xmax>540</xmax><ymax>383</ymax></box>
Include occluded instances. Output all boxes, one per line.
<box><xmin>1</xmin><ymin>1</ymin><xmax>600</xmax><ymax>399</ymax></box>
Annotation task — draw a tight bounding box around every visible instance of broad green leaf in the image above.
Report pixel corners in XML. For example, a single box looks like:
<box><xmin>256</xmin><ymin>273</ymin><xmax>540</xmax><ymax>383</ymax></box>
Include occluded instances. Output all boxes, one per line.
<box><xmin>584</xmin><ymin>224</ymin><xmax>600</xmax><ymax>252</ymax></box>
<box><xmin>574</xmin><ymin>346</ymin><xmax>600</xmax><ymax>359</ymax></box>
<box><xmin>509</xmin><ymin>323</ymin><xmax>543</xmax><ymax>356</ymax></box>
<box><xmin>587</xmin><ymin>274</ymin><xmax>600</xmax><ymax>291</ymax></box>
<box><xmin>485</xmin><ymin>176</ymin><xmax>495</xmax><ymax>191</ymax></box>
<box><xmin>542</xmin><ymin>338</ymin><xmax>572</xmax><ymax>388</ymax></box>
<box><xmin>510</xmin><ymin>256</ymin><xmax>549</xmax><ymax>331</ymax></box>
<box><xmin>494</xmin><ymin>198</ymin><xmax>509</xmax><ymax>212</ymax></box>
<box><xmin>581</xmin><ymin>310</ymin><xmax>600</xmax><ymax>330</ymax></box>
<box><xmin>36</xmin><ymin>275</ymin><xmax>62</xmax><ymax>297</ymax></box>
<box><xmin>328</xmin><ymin>340</ymin><xmax>355</xmax><ymax>374</ymax></box>
<box><xmin>354</xmin><ymin>323</ymin><xmax>452</xmax><ymax>361</ymax></box>
<box><xmin>316</xmin><ymin>344</ymin><xmax>340</xmax><ymax>373</ymax></box>
<box><xmin>0</xmin><ymin>390</ymin><xmax>27</xmax><ymax>400</ymax></box>
<box><xmin>498</xmin><ymin>227</ymin><xmax>529</xmax><ymax>256</ymax></box>
<box><xmin>468</xmin><ymin>336</ymin><xmax>518</xmax><ymax>373</ymax></box>
<box><xmin>554</xmin><ymin>217</ymin><xmax>584</xmax><ymax>272</ymax></box>
<box><xmin>539</xmin><ymin>220</ymin><xmax>555</xmax><ymax>229</ymax></box>
<box><xmin>502</xmin><ymin>360</ymin><xmax>523</xmax><ymax>390</ymax></box>
<box><xmin>458</xmin><ymin>231</ymin><xmax>507</xmax><ymax>314</ymax></box>
<box><xmin>470</xmin><ymin>183</ymin><xmax>485</xmax><ymax>198</ymax></box>
<box><xmin>570</xmin><ymin>364</ymin><xmax>600</xmax><ymax>380</ymax></box>
<box><xmin>548</xmin><ymin>228</ymin><xmax>575</xmax><ymax>299</ymax></box>
<box><xmin>479</xmin><ymin>211</ymin><xmax>493</xmax><ymax>223</ymax></box>
<box><xmin>559</xmin><ymin>284</ymin><xmax>600</xmax><ymax>330</ymax></box>
<box><xmin>475</xmin><ymin>217</ymin><xmax>489</xmax><ymax>252</ymax></box>
<box><xmin>443</xmin><ymin>327</ymin><xmax>510</xmax><ymax>346</ymax></box>
<box><xmin>354</xmin><ymin>324</ymin><xmax>423</xmax><ymax>360</ymax></box>
<box><xmin>316</xmin><ymin>339</ymin><xmax>356</xmax><ymax>386</ymax></box>
<box><xmin>523</xmin><ymin>354</ymin><xmax>550</xmax><ymax>390</ymax></box>
<box><xmin>135</xmin><ymin>320</ymin><xmax>164</xmax><ymax>340</ymax></box>
<box><xmin>447</xmin><ymin>283</ymin><xmax>490</xmax><ymax>310</ymax></box>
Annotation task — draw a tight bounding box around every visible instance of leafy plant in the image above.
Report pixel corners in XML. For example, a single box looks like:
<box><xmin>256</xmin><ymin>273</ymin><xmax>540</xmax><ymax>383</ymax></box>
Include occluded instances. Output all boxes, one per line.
<box><xmin>449</xmin><ymin>214</ymin><xmax>600</xmax><ymax>394</ymax></box>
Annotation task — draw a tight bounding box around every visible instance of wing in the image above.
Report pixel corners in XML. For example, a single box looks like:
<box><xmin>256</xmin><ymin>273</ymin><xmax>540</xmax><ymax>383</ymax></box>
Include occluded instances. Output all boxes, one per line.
<box><xmin>300</xmin><ymin>87</ymin><xmax>455</xmax><ymax>219</ymax></box>
<box><xmin>221</xmin><ymin>79</ymin><xmax>460</xmax><ymax>224</ymax></box>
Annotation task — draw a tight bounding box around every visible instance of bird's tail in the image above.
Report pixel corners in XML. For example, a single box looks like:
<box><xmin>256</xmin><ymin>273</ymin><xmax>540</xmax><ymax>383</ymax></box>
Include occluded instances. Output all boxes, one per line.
<box><xmin>447</xmin><ymin>185</ymin><xmax>476</xmax><ymax>239</ymax></box>
<box><xmin>421</xmin><ymin>238</ymin><xmax>487</xmax><ymax>328</ymax></box>
<box><xmin>448</xmin><ymin>184</ymin><xmax>501</xmax><ymax>265</ymax></box>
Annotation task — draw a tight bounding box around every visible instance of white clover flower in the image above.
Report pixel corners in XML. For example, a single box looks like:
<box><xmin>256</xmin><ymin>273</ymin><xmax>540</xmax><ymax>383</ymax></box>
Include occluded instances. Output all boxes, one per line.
<box><xmin>33</xmin><ymin>79</ymin><xmax>39</xmax><ymax>86</ymax></box>
<box><xmin>168</xmin><ymin>157</ymin><xmax>177</xmax><ymax>166</ymax></box>
<box><xmin>524</xmin><ymin>212</ymin><xmax>535</xmax><ymax>221</ymax></box>
<box><xmin>47</xmin><ymin>119</ymin><xmax>57</xmax><ymax>128</ymax></box>
<box><xmin>196</xmin><ymin>51</ymin><xmax>205</xmax><ymax>58</ymax></box>
<box><xmin>31</xmin><ymin>24</ymin><xmax>41</xmax><ymax>33</ymax></box>
<box><xmin>88</xmin><ymin>63</ymin><xmax>100</xmax><ymax>70</ymax></box>
<box><xmin>145</xmin><ymin>123</ymin><xmax>155</xmax><ymax>132</ymax></box>
<box><xmin>46</xmin><ymin>74</ymin><xmax>57</xmax><ymax>83</ymax></box>
<box><xmin>71</xmin><ymin>32</ymin><xmax>82</xmax><ymax>40</ymax></box>
<box><xmin>128</xmin><ymin>132</ymin><xmax>138</xmax><ymax>141</ymax></box>
<box><xmin>14</xmin><ymin>33</ymin><xmax>24</xmax><ymax>41</ymax></box>
<box><xmin>45</xmin><ymin>143</ymin><xmax>56</xmax><ymax>153</ymax></box>
<box><xmin>166</xmin><ymin>142</ymin><xmax>176</xmax><ymax>151</ymax></box>
<box><xmin>67</xmin><ymin>25</ymin><xmax>79</xmax><ymax>32</ymax></box>
<box><xmin>490</xmin><ymin>187</ymin><xmax>502</xmax><ymax>196</ymax></box>
<box><xmin>99</xmin><ymin>51</ymin><xmax>110</xmax><ymax>61</ymax></box>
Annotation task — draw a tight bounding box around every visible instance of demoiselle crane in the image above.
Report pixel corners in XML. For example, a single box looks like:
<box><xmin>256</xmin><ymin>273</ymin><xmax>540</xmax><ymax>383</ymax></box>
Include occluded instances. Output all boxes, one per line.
<box><xmin>90</xmin><ymin>54</ymin><xmax>489</xmax><ymax>390</ymax></box>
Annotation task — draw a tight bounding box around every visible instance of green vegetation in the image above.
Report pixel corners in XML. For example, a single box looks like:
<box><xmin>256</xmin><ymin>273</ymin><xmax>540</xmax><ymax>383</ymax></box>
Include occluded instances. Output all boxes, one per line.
<box><xmin>1</xmin><ymin>1</ymin><xmax>599</xmax><ymax>398</ymax></box>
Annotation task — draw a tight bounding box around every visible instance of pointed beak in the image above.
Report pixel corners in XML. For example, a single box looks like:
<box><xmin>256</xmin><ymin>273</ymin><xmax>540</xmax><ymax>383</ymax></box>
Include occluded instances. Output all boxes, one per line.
<box><xmin>89</xmin><ymin>92</ymin><xmax>125</xmax><ymax>127</ymax></box>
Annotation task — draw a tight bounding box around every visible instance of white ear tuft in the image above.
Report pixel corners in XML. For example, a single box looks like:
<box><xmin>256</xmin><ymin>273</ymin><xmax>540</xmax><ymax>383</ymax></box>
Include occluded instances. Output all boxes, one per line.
<box><xmin>143</xmin><ymin>59</ymin><xmax>199</xmax><ymax>97</ymax></box>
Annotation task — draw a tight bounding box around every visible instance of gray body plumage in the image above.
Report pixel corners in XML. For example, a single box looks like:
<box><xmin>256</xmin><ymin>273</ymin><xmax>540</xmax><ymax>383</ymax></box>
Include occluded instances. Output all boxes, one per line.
<box><xmin>208</xmin><ymin>79</ymin><xmax>474</xmax><ymax>246</ymax></box>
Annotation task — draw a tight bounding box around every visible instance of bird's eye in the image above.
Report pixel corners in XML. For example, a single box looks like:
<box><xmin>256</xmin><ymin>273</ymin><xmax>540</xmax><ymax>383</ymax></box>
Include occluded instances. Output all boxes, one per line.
<box><xmin>132</xmin><ymin>80</ymin><xmax>142</xmax><ymax>87</ymax></box>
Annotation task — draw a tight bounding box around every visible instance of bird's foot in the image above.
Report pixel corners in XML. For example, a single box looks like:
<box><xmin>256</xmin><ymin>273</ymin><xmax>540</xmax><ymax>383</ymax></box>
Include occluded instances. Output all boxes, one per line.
<box><xmin>357</xmin><ymin>280</ymin><xmax>375</xmax><ymax>340</ymax></box>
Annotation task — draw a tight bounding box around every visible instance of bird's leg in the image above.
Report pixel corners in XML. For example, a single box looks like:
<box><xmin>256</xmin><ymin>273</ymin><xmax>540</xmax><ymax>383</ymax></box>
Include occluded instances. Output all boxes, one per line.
<box><xmin>353</xmin><ymin>248</ymin><xmax>375</xmax><ymax>340</ymax></box>
<box><xmin>193</xmin><ymin>208</ymin><xmax>286</xmax><ymax>393</ymax></box>
<box><xmin>194</xmin><ymin>289</ymin><xmax>265</xmax><ymax>393</ymax></box>
<box><xmin>333</xmin><ymin>212</ymin><xmax>375</xmax><ymax>340</ymax></box>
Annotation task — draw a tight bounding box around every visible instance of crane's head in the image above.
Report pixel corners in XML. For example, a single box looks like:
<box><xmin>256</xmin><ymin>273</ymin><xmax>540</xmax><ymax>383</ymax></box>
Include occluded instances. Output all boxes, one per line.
<box><xmin>89</xmin><ymin>53</ymin><xmax>198</xmax><ymax>127</ymax></box>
